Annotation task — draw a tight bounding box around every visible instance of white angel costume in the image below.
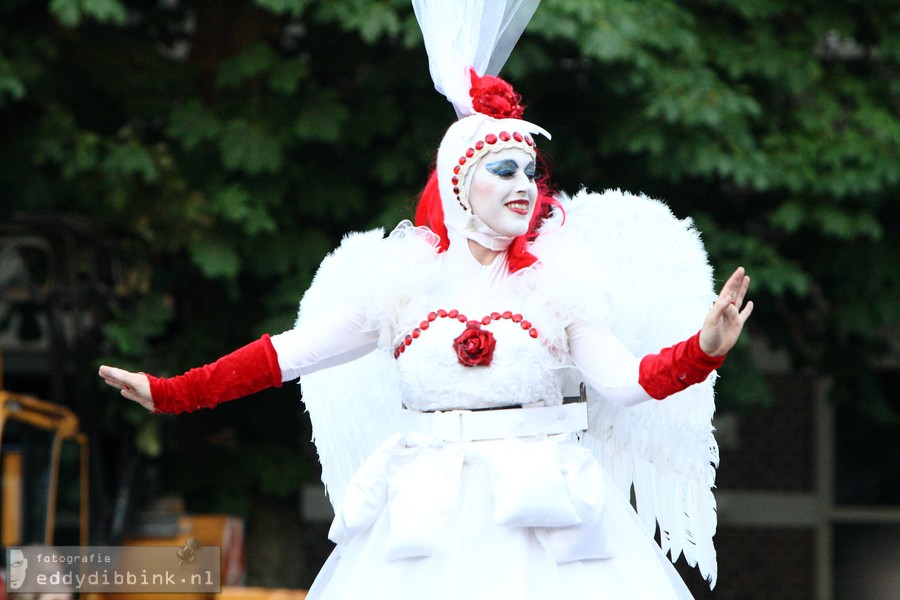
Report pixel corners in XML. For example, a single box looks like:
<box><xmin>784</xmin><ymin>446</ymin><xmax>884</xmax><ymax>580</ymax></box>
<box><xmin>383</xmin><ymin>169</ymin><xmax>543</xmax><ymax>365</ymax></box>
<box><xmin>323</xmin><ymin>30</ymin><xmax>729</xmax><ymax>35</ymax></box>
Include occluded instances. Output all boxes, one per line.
<box><xmin>266</xmin><ymin>182</ymin><xmax>718</xmax><ymax>600</ymax></box>
<box><xmin>249</xmin><ymin>1</ymin><xmax>721</xmax><ymax>597</ymax></box>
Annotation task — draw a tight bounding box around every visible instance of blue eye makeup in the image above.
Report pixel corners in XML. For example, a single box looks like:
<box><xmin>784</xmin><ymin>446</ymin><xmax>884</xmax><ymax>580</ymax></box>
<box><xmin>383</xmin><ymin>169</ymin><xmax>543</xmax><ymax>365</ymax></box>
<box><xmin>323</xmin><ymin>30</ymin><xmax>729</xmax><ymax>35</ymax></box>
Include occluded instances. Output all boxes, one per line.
<box><xmin>485</xmin><ymin>159</ymin><xmax>538</xmax><ymax>181</ymax></box>
<box><xmin>485</xmin><ymin>159</ymin><xmax>518</xmax><ymax>177</ymax></box>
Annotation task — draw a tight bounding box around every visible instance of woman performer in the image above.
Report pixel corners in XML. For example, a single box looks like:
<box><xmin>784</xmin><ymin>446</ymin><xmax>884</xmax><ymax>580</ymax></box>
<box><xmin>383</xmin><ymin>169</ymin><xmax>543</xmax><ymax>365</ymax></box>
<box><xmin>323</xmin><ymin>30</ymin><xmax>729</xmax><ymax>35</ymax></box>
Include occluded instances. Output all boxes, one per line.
<box><xmin>100</xmin><ymin>2</ymin><xmax>752</xmax><ymax>597</ymax></box>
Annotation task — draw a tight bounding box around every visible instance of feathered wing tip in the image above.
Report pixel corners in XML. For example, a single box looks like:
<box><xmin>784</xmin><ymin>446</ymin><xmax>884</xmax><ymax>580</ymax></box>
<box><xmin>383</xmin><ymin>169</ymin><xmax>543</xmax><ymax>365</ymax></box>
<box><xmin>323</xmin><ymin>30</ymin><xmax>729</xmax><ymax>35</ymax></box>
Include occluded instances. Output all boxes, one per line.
<box><xmin>533</xmin><ymin>189</ymin><xmax>720</xmax><ymax>587</ymax></box>
<box><xmin>301</xmin><ymin>351</ymin><xmax>402</xmax><ymax>509</ymax></box>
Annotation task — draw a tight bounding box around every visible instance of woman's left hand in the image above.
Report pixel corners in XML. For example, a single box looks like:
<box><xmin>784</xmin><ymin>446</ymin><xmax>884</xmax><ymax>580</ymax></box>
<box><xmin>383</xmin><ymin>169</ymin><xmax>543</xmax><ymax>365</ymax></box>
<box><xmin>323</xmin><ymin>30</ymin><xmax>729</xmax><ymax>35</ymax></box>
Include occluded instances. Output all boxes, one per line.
<box><xmin>699</xmin><ymin>266</ymin><xmax>753</xmax><ymax>357</ymax></box>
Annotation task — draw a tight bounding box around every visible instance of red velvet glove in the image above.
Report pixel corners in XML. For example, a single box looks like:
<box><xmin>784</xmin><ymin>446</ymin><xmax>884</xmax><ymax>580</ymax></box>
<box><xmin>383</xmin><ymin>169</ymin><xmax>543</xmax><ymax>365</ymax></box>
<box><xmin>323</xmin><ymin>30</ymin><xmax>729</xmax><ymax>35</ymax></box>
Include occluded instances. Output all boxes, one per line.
<box><xmin>148</xmin><ymin>335</ymin><xmax>282</xmax><ymax>414</ymax></box>
<box><xmin>638</xmin><ymin>332</ymin><xmax>726</xmax><ymax>400</ymax></box>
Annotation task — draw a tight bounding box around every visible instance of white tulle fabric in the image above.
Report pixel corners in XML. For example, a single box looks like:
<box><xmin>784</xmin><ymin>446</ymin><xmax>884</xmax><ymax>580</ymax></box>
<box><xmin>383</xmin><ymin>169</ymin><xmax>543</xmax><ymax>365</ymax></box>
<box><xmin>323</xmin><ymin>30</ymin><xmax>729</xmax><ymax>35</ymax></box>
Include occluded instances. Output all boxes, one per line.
<box><xmin>282</xmin><ymin>190</ymin><xmax>719</xmax><ymax>599</ymax></box>
<box><xmin>412</xmin><ymin>0</ymin><xmax>541</xmax><ymax>116</ymax></box>
<box><xmin>310</xmin><ymin>435</ymin><xmax>692</xmax><ymax>600</ymax></box>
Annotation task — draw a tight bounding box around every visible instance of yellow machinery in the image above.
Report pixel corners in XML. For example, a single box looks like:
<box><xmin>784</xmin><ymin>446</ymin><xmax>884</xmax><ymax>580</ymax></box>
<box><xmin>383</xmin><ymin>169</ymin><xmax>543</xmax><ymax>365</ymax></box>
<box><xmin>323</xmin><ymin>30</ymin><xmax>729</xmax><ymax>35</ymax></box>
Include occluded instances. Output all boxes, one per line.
<box><xmin>0</xmin><ymin>352</ymin><xmax>89</xmax><ymax>546</ymax></box>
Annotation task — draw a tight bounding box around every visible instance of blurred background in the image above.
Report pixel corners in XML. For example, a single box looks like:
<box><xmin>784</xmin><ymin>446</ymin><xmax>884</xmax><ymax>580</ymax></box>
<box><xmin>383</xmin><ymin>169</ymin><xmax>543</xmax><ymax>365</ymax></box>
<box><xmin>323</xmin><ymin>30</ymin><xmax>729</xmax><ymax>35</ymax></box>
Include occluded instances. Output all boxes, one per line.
<box><xmin>1</xmin><ymin>0</ymin><xmax>898</xmax><ymax>598</ymax></box>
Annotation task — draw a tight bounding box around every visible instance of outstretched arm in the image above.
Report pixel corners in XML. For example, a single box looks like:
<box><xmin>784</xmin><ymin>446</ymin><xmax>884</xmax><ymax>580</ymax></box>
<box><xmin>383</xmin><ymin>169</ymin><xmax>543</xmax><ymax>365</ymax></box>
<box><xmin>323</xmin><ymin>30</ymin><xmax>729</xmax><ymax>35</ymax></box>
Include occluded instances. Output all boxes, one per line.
<box><xmin>99</xmin><ymin>303</ymin><xmax>378</xmax><ymax>414</ymax></box>
<box><xmin>99</xmin><ymin>334</ymin><xmax>282</xmax><ymax>414</ymax></box>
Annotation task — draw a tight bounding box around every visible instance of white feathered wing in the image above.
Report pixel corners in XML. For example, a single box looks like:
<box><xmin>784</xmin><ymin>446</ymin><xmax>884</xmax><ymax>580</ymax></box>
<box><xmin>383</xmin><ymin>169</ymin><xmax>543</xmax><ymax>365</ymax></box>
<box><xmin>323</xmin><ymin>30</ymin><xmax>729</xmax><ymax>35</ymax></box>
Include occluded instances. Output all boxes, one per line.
<box><xmin>294</xmin><ymin>224</ymin><xmax>440</xmax><ymax>513</ymax></box>
<box><xmin>532</xmin><ymin>189</ymin><xmax>720</xmax><ymax>587</ymax></box>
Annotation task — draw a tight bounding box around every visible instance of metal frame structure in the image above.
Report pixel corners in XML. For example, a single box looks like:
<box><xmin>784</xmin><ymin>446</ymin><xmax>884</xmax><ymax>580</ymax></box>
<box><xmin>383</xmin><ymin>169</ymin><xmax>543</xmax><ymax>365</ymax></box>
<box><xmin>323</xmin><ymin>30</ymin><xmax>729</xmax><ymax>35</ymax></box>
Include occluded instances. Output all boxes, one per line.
<box><xmin>0</xmin><ymin>355</ymin><xmax>89</xmax><ymax>546</ymax></box>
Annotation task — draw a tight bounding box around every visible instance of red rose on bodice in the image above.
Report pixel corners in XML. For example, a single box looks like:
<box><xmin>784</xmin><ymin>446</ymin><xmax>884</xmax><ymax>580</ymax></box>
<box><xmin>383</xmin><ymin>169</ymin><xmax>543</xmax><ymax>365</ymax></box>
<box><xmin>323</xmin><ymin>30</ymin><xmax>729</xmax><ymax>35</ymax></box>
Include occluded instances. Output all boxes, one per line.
<box><xmin>453</xmin><ymin>321</ymin><xmax>496</xmax><ymax>367</ymax></box>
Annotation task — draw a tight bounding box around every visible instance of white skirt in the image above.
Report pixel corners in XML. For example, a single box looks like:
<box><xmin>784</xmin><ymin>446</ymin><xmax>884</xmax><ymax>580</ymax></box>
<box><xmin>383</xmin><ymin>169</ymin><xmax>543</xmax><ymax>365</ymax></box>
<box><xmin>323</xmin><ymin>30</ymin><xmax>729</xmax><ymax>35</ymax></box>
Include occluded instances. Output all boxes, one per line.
<box><xmin>306</xmin><ymin>434</ymin><xmax>694</xmax><ymax>599</ymax></box>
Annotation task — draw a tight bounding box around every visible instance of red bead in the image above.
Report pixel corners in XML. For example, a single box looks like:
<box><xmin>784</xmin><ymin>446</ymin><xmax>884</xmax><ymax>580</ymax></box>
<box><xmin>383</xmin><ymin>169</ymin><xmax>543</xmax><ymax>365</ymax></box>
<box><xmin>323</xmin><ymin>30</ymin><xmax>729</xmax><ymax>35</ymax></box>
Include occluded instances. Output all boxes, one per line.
<box><xmin>490</xmin><ymin>312</ymin><xmax>501</xmax><ymax>320</ymax></box>
<box><xmin>521</xmin><ymin>320</ymin><xmax>531</xmax><ymax>329</ymax></box>
<box><xmin>475</xmin><ymin>140</ymin><xmax>484</xmax><ymax>150</ymax></box>
<box><xmin>458</xmin><ymin>315</ymin><xmax>467</xmax><ymax>322</ymax></box>
<box><xmin>485</xmin><ymin>133</ymin><xmax>498</xmax><ymax>144</ymax></box>
<box><xmin>481</xmin><ymin>316</ymin><xmax>491</xmax><ymax>325</ymax></box>
<box><xmin>428</xmin><ymin>311</ymin><xmax>438</xmax><ymax>321</ymax></box>
<box><xmin>502</xmin><ymin>311</ymin><xmax>513</xmax><ymax>319</ymax></box>
<box><xmin>453</xmin><ymin>165</ymin><xmax>461</xmax><ymax>174</ymax></box>
<box><xmin>513</xmin><ymin>132</ymin><xmax>523</xmax><ymax>142</ymax></box>
<box><xmin>405</xmin><ymin>335</ymin><xmax>412</xmax><ymax>345</ymax></box>
<box><xmin>399</xmin><ymin>344</ymin><xmax>406</xmax><ymax>353</ymax></box>
<box><xmin>512</xmin><ymin>314</ymin><xmax>523</xmax><ymax>323</ymax></box>
<box><xmin>459</xmin><ymin>157</ymin><xmax>467</xmax><ymax>166</ymax></box>
<box><xmin>420</xmin><ymin>320</ymin><xmax>430</xmax><ymax>329</ymax></box>
<box><xmin>394</xmin><ymin>349</ymin><xmax>400</xmax><ymax>358</ymax></box>
<box><xmin>499</xmin><ymin>131</ymin><xmax>511</xmax><ymax>141</ymax></box>
<box><xmin>437</xmin><ymin>309</ymin><xmax>448</xmax><ymax>318</ymax></box>
<box><xmin>448</xmin><ymin>309</ymin><xmax>458</xmax><ymax>318</ymax></box>
<box><xmin>453</xmin><ymin>187</ymin><xmax>460</xmax><ymax>194</ymax></box>
<box><xmin>465</xmin><ymin>148</ymin><xmax>475</xmax><ymax>158</ymax></box>
<box><xmin>525</xmin><ymin>137</ymin><xmax>533</xmax><ymax>146</ymax></box>
<box><xmin>529</xmin><ymin>328</ymin><xmax>538</xmax><ymax>338</ymax></box>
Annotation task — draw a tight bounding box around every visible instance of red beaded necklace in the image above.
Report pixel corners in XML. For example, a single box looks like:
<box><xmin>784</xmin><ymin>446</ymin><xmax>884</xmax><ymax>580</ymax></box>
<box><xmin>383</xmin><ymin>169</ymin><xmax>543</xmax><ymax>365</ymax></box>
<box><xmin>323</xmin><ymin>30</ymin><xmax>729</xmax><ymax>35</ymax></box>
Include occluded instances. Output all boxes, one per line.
<box><xmin>394</xmin><ymin>308</ymin><xmax>539</xmax><ymax>367</ymax></box>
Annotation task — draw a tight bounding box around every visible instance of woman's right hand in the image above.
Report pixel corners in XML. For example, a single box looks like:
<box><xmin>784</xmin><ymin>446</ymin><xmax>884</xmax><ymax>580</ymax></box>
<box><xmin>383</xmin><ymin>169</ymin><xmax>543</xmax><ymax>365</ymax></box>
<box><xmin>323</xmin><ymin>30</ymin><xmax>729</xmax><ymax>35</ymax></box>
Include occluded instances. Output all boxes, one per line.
<box><xmin>99</xmin><ymin>366</ymin><xmax>154</xmax><ymax>411</ymax></box>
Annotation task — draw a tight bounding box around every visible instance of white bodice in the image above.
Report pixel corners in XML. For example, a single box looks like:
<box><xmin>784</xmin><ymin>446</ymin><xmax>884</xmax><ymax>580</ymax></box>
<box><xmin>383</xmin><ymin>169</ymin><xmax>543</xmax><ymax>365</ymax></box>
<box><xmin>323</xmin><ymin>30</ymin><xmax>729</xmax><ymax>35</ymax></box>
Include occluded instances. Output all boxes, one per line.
<box><xmin>395</xmin><ymin>305</ymin><xmax>564</xmax><ymax>411</ymax></box>
<box><xmin>391</xmin><ymin>238</ymin><xmax>565</xmax><ymax>412</ymax></box>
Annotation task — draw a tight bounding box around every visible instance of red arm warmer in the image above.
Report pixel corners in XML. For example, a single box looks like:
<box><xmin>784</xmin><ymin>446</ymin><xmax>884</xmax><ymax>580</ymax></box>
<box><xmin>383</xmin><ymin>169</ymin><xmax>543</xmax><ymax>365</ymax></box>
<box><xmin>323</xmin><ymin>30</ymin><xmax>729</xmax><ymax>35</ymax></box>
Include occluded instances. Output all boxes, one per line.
<box><xmin>638</xmin><ymin>332</ymin><xmax>726</xmax><ymax>400</ymax></box>
<box><xmin>148</xmin><ymin>335</ymin><xmax>282</xmax><ymax>414</ymax></box>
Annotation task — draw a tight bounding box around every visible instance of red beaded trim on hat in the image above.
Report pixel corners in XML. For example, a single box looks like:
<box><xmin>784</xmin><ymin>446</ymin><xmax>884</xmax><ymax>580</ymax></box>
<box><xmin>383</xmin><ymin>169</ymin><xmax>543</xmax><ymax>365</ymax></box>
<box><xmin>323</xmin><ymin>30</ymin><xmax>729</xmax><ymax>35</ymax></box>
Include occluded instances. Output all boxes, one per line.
<box><xmin>453</xmin><ymin>132</ymin><xmax>536</xmax><ymax>211</ymax></box>
<box><xmin>394</xmin><ymin>308</ymin><xmax>539</xmax><ymax>359</ymax></box>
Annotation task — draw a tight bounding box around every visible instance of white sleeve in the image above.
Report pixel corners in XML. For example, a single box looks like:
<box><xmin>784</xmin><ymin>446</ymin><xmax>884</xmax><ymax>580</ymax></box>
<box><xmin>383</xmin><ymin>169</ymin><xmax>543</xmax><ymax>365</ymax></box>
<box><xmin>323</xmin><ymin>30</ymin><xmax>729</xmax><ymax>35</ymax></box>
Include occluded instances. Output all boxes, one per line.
<box><xmin>566</xmin><ymin>318</ymin><xmax>653</xmax><ymax>407</ymax></box>
<box><xmin>269</xmin><ymin>303</ymin><xmax>379</xmax><ymax>382</ymax></box>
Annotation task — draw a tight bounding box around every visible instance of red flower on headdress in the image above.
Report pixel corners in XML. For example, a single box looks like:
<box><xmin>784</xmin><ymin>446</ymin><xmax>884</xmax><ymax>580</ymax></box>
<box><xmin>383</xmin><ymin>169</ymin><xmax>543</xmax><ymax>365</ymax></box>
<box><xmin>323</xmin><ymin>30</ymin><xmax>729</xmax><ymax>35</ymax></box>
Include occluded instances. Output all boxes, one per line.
<box><xmin>453</xmin><ymin>320</ymin><xmax>496</xmax><ymax>367</ymax></box>
<box><xmin>469</xmin><ymin>68</ymin><xmax>524</xmax><ymax>119</ymax></box>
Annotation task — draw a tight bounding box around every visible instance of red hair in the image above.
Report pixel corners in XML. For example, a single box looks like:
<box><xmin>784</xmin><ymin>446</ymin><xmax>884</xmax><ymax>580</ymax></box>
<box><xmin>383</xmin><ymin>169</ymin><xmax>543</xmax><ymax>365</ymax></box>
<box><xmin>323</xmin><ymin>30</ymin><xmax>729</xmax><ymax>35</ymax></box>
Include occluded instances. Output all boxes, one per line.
<box><xmin>414</xmin><ymin>160</ymin><xmax>561</xmax><ymax>273</ymax></box>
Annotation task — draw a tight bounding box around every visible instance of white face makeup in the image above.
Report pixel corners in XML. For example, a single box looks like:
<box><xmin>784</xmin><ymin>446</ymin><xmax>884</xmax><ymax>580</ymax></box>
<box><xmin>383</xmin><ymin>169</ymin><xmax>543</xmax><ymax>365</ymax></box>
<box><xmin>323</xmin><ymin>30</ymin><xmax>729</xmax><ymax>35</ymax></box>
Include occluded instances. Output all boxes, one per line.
<box><xmin>467</xmin><ymin>148</ymin><xmax>538</xmax><ymax>239</ymax></box>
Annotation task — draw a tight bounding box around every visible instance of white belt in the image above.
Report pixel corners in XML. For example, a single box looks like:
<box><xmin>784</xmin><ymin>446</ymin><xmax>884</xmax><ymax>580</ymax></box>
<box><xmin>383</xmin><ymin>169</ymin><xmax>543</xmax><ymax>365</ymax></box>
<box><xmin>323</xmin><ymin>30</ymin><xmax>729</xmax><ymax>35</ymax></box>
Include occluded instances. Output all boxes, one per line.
<box><xmin>399</xmin><ymin>403</ymin><xmax>588</xmax><ymax>443</ymax></box>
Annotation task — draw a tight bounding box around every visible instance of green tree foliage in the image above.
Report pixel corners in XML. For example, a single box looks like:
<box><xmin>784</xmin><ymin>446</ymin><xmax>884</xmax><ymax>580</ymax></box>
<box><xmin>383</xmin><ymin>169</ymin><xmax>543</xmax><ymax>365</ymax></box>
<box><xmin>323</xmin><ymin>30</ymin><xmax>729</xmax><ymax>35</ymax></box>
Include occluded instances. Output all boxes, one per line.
<box><xmin>1</xmin><ymin>0</ymin><xmax>898</xmax><ymax>516</ymax></box>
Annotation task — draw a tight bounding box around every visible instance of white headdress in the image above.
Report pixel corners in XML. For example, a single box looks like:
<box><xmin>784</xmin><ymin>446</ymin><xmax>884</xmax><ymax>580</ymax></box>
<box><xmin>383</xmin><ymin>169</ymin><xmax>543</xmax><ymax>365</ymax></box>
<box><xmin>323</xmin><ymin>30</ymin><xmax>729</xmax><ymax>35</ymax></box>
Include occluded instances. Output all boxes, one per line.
<box><xmin>412</xmin><ymin>0</ymin><xmax>542</xmax><ymax>118</ymax></box>
<box><xmin>436</xmin><ymin>114</ymin><xmax>548</xmax><ymax>251</ymax></box>
<box><xmin>413</xmin><ymin>0</ymin><xmax>551</xmax><ymax>251</ymax></box>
